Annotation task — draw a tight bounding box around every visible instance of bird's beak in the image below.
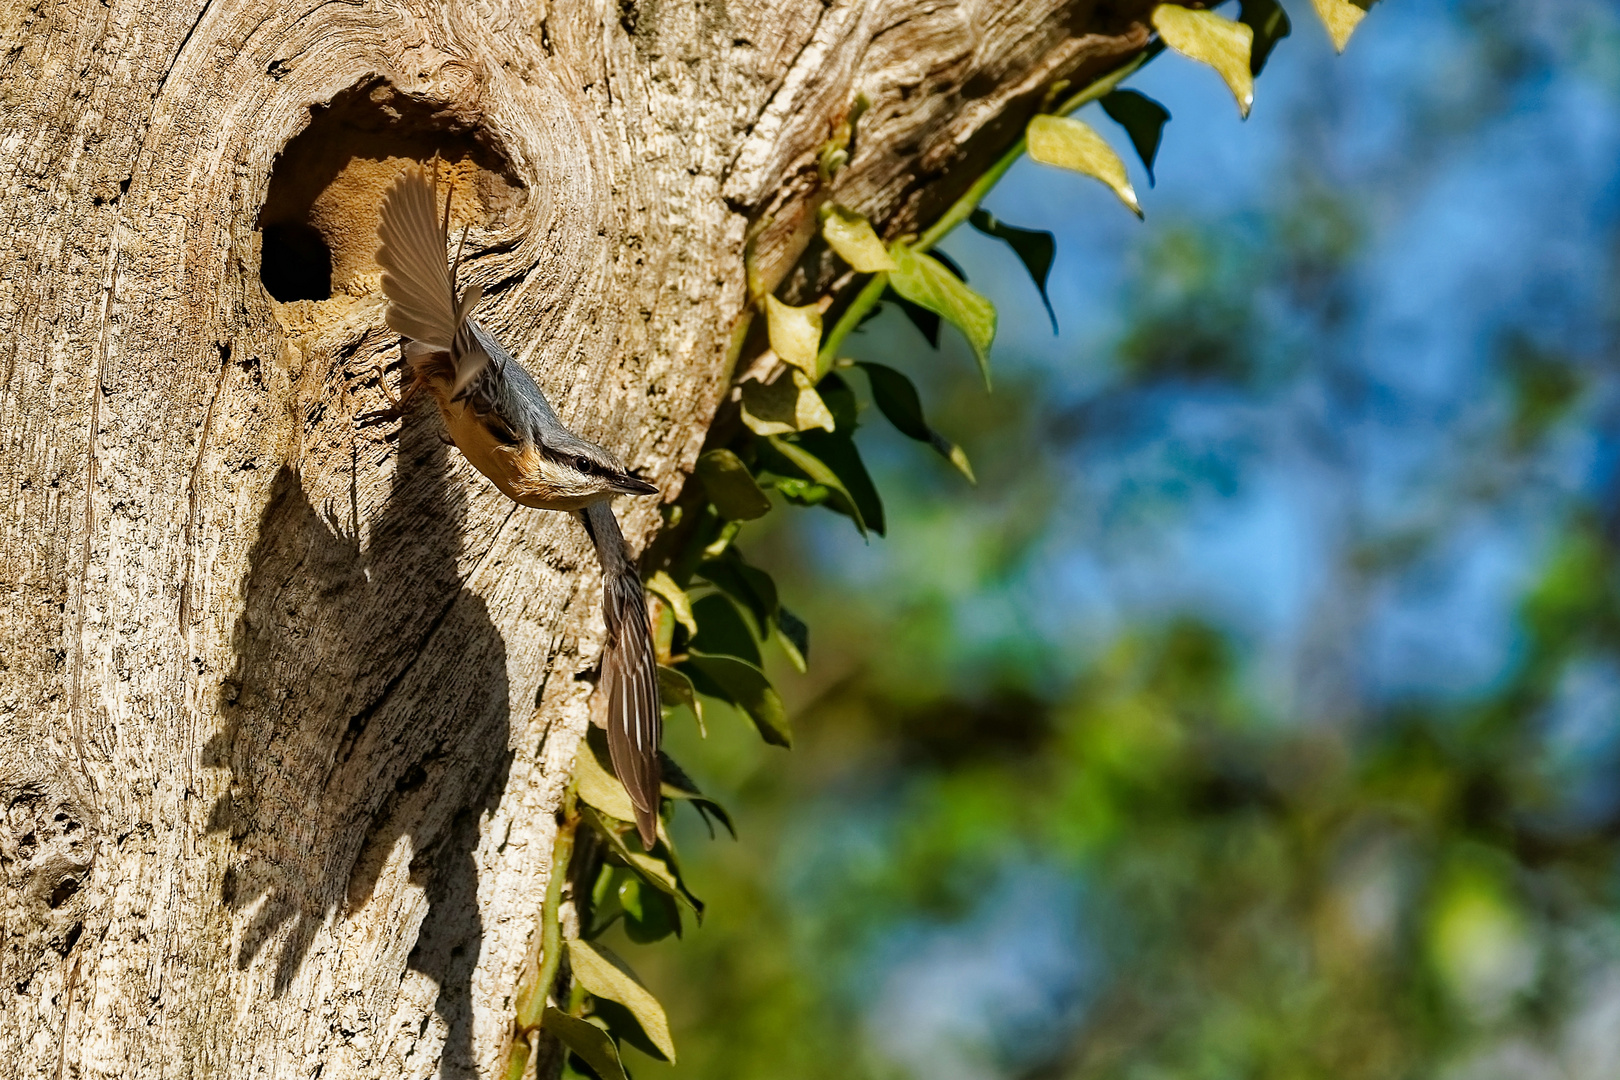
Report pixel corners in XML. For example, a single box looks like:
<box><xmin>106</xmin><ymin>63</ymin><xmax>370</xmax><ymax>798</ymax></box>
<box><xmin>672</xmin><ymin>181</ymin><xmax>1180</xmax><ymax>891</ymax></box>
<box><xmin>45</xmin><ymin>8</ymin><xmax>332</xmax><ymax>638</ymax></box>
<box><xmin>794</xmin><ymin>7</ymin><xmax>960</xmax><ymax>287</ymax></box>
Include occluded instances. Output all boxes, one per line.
<box><xmin>613</xmin><ymin>473</ymin><xmax>660</xmax><ymax>497</ymax></box>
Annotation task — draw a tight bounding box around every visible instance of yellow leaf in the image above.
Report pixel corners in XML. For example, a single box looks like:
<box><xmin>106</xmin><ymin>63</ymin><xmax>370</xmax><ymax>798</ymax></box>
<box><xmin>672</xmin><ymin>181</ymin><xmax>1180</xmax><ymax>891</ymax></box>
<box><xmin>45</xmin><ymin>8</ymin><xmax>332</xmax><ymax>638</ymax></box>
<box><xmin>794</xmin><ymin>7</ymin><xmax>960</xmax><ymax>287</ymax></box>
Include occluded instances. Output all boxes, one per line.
<box><xmin>574</xmin><ymin>736</ymin><xmax>637</xmax><ymax>823</ymax></box>
<box><xmin>577</xmin><ymin>805</ymin><xmax>698</xmax><ymax>910</ymax></box>
<box><xmin>1026</xmin><ymin>115</ymin><xmax>1143</xmax><ymax>218</ymax></box>
<box><xmin>1152</xmin><ymin>4</ymin><xmax>1255</xmax><ymax>119</ymax></box>
<box><xmin>657</xmin><ymin>664</ymin><xmax>705</xmax><ymax>736</ymax></box>
<box><xmin>568</xmin><ymin>940</ymin><xmax>677</xmax><ymax>1062</ymax></box>
<box><xmin>644</xmin><ymin>571</ymin><xmax>696</xmax><ymax>637</ymax></box>
<box><xmin>1310</xmin><ymin>0</ymin><xmax>1366</xmax><ymax>52</ymax></box>
<box><xmin>822</xmin><ymin>207</ymin><xmax>896</xmax><ymax>272</ymax></box>
<box><xmin>764</xmin><ymin>295</ymin><xmax>822</xmax><ymax>376</ymax></box>
<box><xmin>740</xmin><ymin>369</ymin><xmax>835</xmax><ymax>435</ymax></box>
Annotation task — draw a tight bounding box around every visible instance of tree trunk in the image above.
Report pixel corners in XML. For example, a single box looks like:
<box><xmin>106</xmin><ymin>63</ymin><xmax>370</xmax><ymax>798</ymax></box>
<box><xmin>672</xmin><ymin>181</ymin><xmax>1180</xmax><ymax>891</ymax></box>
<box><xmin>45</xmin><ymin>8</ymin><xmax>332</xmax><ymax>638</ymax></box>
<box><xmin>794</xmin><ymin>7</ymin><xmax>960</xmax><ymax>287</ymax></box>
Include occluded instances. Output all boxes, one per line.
<box><xmin>0</xmin><ymin>0</ymin><xmax>1150</xmax><ymax>1075</ymax></box>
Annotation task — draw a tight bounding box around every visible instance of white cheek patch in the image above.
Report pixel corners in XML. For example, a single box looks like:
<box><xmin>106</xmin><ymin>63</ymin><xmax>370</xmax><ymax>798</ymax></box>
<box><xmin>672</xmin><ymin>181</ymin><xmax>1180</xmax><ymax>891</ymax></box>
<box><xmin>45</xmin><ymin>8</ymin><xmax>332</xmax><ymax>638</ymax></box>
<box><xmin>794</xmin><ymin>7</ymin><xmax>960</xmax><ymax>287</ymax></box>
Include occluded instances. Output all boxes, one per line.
<box><xmin>504</xmin><ymin>447</ymin><xmax>615</xmax><ymax>509</ymax></box>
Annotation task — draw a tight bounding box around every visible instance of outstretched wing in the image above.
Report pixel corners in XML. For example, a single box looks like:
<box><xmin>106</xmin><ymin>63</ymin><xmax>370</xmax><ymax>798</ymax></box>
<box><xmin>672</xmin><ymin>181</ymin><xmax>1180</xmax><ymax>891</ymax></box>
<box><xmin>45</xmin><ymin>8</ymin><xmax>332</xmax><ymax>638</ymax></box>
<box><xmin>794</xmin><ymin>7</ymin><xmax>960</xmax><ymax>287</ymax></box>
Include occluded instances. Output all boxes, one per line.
<box><xmin>377</xmin><ymin>166</ymin><xmax>456</xmax><ymax>346</ymax></box>
<box><xmin>376</xmin><ymin>165</ymin><xmax>492</xmax><ymax>396</ymax></box>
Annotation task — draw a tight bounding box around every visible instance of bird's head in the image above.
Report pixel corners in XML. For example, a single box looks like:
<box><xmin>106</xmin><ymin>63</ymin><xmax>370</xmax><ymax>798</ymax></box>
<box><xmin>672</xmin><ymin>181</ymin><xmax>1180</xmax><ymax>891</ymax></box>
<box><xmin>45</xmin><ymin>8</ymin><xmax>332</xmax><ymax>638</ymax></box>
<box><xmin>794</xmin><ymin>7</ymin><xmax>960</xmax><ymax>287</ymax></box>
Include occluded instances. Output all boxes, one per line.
<box><xmin>508</xmin><ymin>437</ymin><xmax>658</xmax><ymax>510</ymax></box>
<box><xmin>554</xmin><ymin>441</ymin><xmax>660</xmax><ymax>498</ymax></box>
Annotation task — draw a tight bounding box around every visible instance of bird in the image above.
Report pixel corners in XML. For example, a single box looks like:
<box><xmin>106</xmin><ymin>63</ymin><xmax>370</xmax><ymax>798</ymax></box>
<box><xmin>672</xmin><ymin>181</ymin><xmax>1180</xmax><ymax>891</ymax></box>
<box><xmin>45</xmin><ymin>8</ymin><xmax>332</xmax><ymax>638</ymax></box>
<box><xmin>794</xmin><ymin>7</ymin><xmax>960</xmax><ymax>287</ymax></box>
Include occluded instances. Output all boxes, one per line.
<box><xmin>375</xmin><ymin>162</ymin><xmax>664</xmax><ymax>848</ymax></box>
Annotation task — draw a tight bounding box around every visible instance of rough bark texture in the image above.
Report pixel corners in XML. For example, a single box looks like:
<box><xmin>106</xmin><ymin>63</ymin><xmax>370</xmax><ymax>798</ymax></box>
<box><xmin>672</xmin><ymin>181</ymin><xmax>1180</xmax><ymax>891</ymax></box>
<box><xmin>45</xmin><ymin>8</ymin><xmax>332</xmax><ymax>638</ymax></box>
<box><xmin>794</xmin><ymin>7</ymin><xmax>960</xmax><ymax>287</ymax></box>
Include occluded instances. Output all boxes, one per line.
<box><xmin>0</xmin><ymin>0</ymin><xmax>1151</xmax><ymax>1075</ymax></box>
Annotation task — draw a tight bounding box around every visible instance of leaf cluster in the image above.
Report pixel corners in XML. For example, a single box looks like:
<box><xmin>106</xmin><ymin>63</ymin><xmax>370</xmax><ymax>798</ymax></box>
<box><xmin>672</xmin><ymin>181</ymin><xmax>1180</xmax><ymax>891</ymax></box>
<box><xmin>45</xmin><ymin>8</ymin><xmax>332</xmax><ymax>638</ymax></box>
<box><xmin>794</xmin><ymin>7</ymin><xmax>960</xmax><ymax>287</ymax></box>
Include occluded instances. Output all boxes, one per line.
<box><xmin>505</xmin><ymin>4</ymin><xmax>1381</xmax><ymax>1074</ymax></box>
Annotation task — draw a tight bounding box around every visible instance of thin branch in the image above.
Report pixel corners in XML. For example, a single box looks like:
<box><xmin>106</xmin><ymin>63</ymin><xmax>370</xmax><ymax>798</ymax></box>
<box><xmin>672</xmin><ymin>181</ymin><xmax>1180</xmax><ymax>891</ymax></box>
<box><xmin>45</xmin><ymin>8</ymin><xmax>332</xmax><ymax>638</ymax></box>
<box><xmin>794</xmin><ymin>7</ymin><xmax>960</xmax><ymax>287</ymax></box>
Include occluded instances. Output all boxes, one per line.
<box><xmin>504</xmin><ymin>789</ymin><xmax>580</xmax><ymax>1079</ymax></box>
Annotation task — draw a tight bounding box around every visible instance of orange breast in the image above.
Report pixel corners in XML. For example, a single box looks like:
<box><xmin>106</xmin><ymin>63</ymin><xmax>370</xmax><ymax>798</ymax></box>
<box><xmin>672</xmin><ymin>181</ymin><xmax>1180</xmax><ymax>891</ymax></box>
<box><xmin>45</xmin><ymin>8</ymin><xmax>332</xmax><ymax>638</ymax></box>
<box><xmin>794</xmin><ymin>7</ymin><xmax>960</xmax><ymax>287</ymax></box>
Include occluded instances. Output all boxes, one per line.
<box><xmin>426</xmin><ymin>381</ymin><xmax>597</xmax><ymax>511</ymax></box>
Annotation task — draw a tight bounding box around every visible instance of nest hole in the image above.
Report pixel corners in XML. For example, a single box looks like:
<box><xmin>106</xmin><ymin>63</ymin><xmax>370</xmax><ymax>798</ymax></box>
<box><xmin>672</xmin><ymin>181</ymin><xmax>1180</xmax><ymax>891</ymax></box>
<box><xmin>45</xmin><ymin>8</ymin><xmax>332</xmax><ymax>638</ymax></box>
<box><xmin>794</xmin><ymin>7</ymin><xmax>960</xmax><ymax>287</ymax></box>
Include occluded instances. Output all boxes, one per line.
<box><xmin>257</xmin><ymin>78</ymin><xmax>525</xmax><ymax>306</ymax></box>
<box><xmin>261</xmin><ymin>222</ymin><xmax>332</xmax><ymax>302</ymax></box>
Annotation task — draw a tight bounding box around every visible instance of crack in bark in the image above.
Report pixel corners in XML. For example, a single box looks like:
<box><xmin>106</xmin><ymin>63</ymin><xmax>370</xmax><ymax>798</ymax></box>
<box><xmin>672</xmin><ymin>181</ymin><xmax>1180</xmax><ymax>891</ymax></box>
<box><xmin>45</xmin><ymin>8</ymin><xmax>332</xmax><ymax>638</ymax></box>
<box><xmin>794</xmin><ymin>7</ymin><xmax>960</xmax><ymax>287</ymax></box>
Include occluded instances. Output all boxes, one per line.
<box><xmin>68</xmin><ymin>244</ymin><xmax>119</xmax><ymax>802</ymax></box>
<box><xmin>180</xmin><ymin>349</ymin><xmax>231</xmax><ymax>634</ymax></box>
<box><xmin>51</xmin><ymin>954</ymin><xmax>79</xmax><ymax>1080</ymax></box>
<box><xmin>148</xmin><ymin>0</ymin><xmax>215</xmax><ymax>109</ymax></box>
<box><xmin>719</xmin><ymin>0</ymin><xmax>839</xmax><ymax>192</ymax></box>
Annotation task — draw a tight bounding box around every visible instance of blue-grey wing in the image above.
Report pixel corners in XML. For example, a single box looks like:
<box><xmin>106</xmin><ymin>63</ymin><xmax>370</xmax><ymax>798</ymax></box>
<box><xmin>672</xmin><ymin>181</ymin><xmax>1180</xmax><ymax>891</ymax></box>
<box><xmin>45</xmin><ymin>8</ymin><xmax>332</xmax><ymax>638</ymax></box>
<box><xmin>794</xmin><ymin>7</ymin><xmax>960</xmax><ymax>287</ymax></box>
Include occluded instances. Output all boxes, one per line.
<box><xmin>455</xmin><ymin>320</ymin><xmax>569</xmax><ymax>448</ymax></box>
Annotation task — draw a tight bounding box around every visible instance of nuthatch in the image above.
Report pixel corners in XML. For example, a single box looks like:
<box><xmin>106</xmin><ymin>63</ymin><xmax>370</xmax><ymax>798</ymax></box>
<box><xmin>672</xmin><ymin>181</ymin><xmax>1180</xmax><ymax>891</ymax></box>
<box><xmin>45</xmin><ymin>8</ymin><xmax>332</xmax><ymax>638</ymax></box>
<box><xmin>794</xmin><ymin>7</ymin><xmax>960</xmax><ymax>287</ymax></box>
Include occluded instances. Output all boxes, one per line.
<box><xmin>376</xmin><ymin>164</ymin><xmax>663</xmax><ymax>847</ymax></box>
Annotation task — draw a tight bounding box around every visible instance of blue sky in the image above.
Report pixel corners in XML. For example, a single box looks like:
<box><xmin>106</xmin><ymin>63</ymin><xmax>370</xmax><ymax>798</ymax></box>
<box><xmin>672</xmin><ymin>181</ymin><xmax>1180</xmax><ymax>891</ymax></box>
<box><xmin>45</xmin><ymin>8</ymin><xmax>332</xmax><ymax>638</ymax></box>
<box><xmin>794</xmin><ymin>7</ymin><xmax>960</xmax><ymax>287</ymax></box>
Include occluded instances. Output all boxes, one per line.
<box><xmin>822</xmin><ymin>0</ymin><xmax>1620</xmax><ymax>711</ymax></box>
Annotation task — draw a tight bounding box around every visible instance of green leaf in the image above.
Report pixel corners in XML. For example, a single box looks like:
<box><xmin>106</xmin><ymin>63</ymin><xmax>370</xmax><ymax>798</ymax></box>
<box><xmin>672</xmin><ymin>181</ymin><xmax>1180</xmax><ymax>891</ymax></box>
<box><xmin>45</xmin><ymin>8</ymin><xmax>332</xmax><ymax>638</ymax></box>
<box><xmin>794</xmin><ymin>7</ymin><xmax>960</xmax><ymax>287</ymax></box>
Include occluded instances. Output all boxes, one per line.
<box><xmin>695</xmin><ymin>449</ymin><xmax>772</xmax><ymax>521</ymax></box>
<box><xmin>543</xmin><ymin>1009</ymin><xmax>629</xmax><ymax>1080</ymax></box>
<box><xmin>660</xmin><ymin>753</ymin><xmax>737</xmax><ymax>838</ymax></box>
<box><xmin>683</xmin><ymin>651</ymin><xmax>792</xmax><ymax>747</ymax></box>
<box><xmin>574</xmin><ymin>735</ymin><xmax>639</xmax><ymax>824</ymax></box>
<box><xmin>580</xmin><ymin>804</ymin><xmax>704</xmax><ymax>915</ymax></box>
<box><xmin>1026</xmin><ymin>114</ymin><xmax>1142</xmax><ymax>219</ymax></box>
<box><xmin>764</xmin><ymin>294</ymin><xmax>822</xmax><ymax>376</ymax></box>
<box><xmin>618</xmin><ymin>874</ymin><xmax>681</xmax><ymax>943</ymax></box>
<box><xmin>589</xmin><ymin>862</ymin><xmax>624</xmax><ymax>928</ymax></box>
<box><xmin>594</xmin><ymin>1001</ymin><xmax>672</xmax><ymax>1067</ymax></box>
<box><xmin>794</xmin><ymin>431</ymin><xmax>885</xmax><ymax>537</ymax></box>
<box><xmin>774</xmin><ymin>605</ymin><xmax>810</xmax><ymax>674</ymax></box>
<box><xmin>700</xmin><ymin>517</ymin><xmax>744</xmax><ymax>561</ymax></box>
<box><xmin>856</xmin><ymin>362</ymin><xmax>975</xmax><ymax>484</ymax></box>
<box><xmin>658</xmin><ymin>664</ymin><xmax>705</xmax><ymax>736</ymax></box>
<box><xmin>568</xmin><ymin>940</ymin><xmax>677</xmax><ymax>1062</ymax></box>
<box><xmin>614</xmin><ymin>871</ymin><xmax>640</xmax><ymax>920</ymax></box>
<box><xmin>931</xmin><ymin>248</ymin><xmax>969</xmax><ymax>281</ymax></box>
<box><xmin>885</xmin><ymin>288</ymin><xmax>941</xmax><ymax>348</ymax></box>
<box><xmin>1310</xmin><ymin>0</ymin><xmax>1367</xmax><ymax>52</ymax></box>
<box><xmin>887</xmin><ymin>241</ymin><xmax>997</xmax><ymax>389</ymax></box>
<box><xmin>1240</xmin><ymin>0</ymin><xmax>1292</xmax><ymax>74</ymax></box>
<box><xmin>817</xmin><ymin>371</ymin><xmax>860</xmax><ymax>431</ymax></box>
<box><xmin>763</xmin><ymin>435</ymin><xmax>867</xmax><ymax>536</ymax></box>
<box><xmin>1152</xmin><ymin>4</ymin><xmax>1255</xmax><ymax>119</ymax></box>
<box><xmin>690</xmin><ymin>593</ymin><xmax>761</xmax><ymax>666</ymax></box>
<box><xmin>968</xmin><ymin>210</ymin><xmax>1057</xmax><ymax>333</ymax></box>
<box><xmin>771</xmin><ymin>478</ymin><xmax>831</xmax><ymax>508</ymax></box>
<box><xmin>1099</xmin><ymin>89</ymin><xmax>1171</xmax><ymax>187</ymax></box>
<box><xmin>697</xmin><ymin>551</ymin><xmax>779</xmax><ymax>635</ymax></box>
<box><xmin>644</xmin><ymin>571</ymin><xmax>696</xmax><ymax>638</ymax></box>
<box><xmin>740</xmin><ymin>368</ymin><xmax>836</xmax><ymax>435</ymax></box>
<box><xmin>856</xmin><ymin>363</ymin><xmax>930</xmax><ymax>441</ymax></box>
<box><xmin>822</xmin><ymin>206</ymin><xmax>896</xmax><ymax>272</ymax></box>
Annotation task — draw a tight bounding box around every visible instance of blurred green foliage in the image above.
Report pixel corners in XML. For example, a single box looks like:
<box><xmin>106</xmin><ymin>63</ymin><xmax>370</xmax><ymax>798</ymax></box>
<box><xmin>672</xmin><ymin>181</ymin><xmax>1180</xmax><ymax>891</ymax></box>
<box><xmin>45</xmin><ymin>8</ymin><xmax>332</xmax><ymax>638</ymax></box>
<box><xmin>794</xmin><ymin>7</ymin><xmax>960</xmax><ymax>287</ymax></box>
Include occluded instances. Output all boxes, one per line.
<box><xmin>582</xmin><ymin>3</ymin><xmax>1620</xmax><ymax>1078</ymax></box>
<box><xmin>633</xmin><ymin>574</ymin><xmax>1620</xmax><ymax>1077</ymax></box>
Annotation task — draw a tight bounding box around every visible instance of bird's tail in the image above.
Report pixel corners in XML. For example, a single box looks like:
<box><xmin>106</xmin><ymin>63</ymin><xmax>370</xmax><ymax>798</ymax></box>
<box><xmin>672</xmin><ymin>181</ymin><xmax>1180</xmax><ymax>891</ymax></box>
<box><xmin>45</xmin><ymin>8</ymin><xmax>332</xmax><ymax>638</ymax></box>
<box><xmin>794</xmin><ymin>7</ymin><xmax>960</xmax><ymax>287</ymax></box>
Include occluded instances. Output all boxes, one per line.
<box><xmin>376</xmin><ymin>164</ymin><xmax>488</xmax><ymax>395</ymax></box>
<box><xmin>582</xmin><ymin>501</ymin><xmax>662</xmax><ymax>848</ymax></box>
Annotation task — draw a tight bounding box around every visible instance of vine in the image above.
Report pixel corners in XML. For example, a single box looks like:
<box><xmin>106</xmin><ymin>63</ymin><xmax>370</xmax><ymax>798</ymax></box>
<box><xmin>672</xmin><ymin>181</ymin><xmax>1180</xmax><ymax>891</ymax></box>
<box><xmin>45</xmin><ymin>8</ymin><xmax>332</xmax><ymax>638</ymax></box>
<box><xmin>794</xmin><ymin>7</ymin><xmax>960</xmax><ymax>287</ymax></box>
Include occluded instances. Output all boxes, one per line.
<box><xmin>503</xmin><ymin>2</ymin><xmax>1372</xmax><ymax>1076</ymax></box>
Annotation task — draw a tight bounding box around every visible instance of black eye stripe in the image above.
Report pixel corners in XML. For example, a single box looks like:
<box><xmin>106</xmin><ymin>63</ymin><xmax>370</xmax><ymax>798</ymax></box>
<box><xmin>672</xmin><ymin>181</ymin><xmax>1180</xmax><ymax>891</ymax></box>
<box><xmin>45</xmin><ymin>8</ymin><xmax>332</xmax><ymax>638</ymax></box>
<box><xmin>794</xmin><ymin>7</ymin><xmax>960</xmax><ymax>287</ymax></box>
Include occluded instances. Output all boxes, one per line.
<box><xmin>552</xmin><ymin>451</ymin><xmax>613</xmax><ymax>478</ymax></box>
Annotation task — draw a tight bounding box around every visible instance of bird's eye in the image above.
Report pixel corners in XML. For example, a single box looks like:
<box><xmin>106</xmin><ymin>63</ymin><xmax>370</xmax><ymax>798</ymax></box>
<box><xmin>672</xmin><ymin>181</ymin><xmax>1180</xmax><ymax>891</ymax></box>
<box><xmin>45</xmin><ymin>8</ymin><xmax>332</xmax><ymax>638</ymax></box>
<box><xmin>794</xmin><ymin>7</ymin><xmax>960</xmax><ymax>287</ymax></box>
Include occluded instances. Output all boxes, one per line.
<box><xmin>575</xmin><ymin>456</ymin><xmax>593</xmax><ymax>475</ymax></box>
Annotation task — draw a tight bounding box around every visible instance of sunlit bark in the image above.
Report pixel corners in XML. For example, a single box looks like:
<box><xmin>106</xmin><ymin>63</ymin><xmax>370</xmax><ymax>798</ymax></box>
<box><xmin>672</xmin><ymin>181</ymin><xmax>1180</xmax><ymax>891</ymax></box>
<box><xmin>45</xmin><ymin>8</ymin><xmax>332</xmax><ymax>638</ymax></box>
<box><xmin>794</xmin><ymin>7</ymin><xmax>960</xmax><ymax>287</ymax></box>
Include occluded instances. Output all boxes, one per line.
<box><xmin>0</xmin><ymin>0</ymin><xmax>1152</xmax><ymax>1074</ymax></box>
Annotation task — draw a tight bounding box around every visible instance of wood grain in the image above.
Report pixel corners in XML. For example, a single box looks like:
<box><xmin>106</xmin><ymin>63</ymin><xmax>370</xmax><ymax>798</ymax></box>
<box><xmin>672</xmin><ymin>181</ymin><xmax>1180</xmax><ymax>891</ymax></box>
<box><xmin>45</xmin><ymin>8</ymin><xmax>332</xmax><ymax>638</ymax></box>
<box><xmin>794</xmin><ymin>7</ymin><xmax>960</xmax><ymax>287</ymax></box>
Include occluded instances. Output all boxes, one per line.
<box><xmin>0</xmin><ymin>0</ymin><xmax>1155</xmax><ymax>1074</ymax></box>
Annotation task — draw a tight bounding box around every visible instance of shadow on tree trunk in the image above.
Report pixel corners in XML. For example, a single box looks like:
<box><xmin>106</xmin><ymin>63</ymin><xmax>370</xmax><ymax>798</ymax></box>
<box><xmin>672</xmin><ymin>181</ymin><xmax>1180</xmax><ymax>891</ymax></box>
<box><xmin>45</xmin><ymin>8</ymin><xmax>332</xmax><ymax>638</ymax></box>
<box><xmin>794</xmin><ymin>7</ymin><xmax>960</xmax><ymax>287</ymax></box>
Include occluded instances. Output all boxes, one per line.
<box><xmin>204</xmin><ymin>402</ymin><xmax>513</xmax><ymax>1074</ymax></box>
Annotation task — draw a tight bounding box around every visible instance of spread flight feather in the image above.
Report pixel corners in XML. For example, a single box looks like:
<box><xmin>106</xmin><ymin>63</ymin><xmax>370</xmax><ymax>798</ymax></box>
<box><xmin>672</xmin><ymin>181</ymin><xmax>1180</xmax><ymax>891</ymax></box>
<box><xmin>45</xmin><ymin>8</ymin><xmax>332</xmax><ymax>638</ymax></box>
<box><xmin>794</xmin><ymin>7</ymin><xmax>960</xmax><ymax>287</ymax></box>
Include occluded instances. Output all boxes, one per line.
<box><xmin>376</xmin><ymin>163</ymin><xmax>664</xmax><ymax>847</ymax></box>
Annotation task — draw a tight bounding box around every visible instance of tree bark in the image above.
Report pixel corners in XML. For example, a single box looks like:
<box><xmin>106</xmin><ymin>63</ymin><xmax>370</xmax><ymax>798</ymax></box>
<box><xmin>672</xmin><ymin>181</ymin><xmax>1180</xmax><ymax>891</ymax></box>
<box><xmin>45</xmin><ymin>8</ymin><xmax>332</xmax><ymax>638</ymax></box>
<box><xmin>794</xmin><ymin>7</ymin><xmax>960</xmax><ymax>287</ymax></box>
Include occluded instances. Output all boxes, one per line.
<box><xmin>0</xmin><ymin>0</ymin><xmax>1151</xmax><ymax>1075</ymax></box>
